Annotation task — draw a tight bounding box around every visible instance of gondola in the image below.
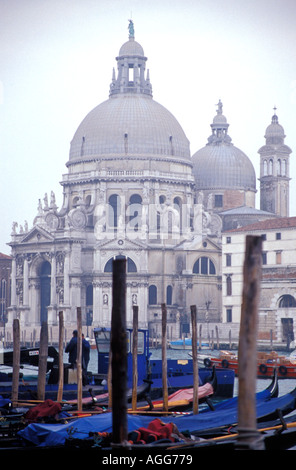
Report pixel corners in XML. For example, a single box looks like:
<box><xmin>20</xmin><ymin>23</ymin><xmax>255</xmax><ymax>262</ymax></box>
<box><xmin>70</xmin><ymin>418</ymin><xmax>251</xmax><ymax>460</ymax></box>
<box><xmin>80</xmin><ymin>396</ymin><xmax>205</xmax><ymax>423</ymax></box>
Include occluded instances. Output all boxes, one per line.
<box><xmin>65</xmin><ymin>379</ymin><xmax>152</xmax><ymax>408</ymax></box>
<box><xmin>134</xmin><ymin>366</ymin><xmax>217</xmax><ymax>412</ymax></box>
<box><xmin>17</xmin><ymin>372</ymin><xmax>292</xmax><ymax>449</ymax></box>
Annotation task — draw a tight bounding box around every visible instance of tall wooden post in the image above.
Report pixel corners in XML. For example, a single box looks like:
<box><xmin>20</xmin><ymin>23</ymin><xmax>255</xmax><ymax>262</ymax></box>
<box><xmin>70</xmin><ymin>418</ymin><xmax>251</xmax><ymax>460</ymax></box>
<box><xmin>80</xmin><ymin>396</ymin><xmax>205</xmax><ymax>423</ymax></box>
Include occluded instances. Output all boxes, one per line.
<box><xmin>76</xmin><ymin>307</ymin><xmax>83</xmax><ymax>412</ymax></box>
<box><xmin>161</xmin><ymin>303</ymin><xmax>168</xmax><ymax>412</ymax></box>
<box><xmin>37</xmin><ymin>321</ymin><xmax>48</xmax><ymax>401</ymax></box>
<box><xmin>12</xmin><ymin>318</ymin><xmax>20</xmax><ymax>406</ymax></box>
<box><xmin>198</xmin><ymin>324</ymin><xmax>202</xmax><ymax>351</ymax></box>
<box><xmin>108</xmin><ymin>344</ymin><xmax>112</xmax><ymax>409</ymax></box>
<box><xmin>111</xmin><ymin>258</ymin><xmax>127</xmax><ymax>444</ymax></box>
<box><xmin>57</xmin><ymin>311</ymin><xmax>64</xmax><ymax>403</ymax></box>
<box><xmin>215</xmin><ymin>325</ymin><xmax>220</xmax><ymax>349</ymax></box>
<box><xmin>132</xmin><ymin>305</ymin><xmax>138</xmax><ymax>411</ymax></box>
<box><xmin>237</xmin><ymin>235</ymin><xmax>264</xmax><ymax>450</ymax></box>
<box><xmin>190</xmin><ymin>305</ymin><xmax>199</xmax><ymax>414</ymax></box>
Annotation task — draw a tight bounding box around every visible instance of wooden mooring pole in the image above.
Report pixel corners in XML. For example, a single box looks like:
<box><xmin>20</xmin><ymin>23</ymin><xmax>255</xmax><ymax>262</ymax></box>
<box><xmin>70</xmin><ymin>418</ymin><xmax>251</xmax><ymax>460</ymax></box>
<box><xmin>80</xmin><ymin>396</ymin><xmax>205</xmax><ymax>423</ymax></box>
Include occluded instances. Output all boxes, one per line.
<box><xmin>161</xmin><ymin>303</ymin><xmax>168</xmax><ymax>412</ymax></box>
<box><xmin>37</xmin><ymin>321</ymin><xmax>48</xmax><ymax>401</ymax></box>
<box><xmin>111</xmin><ymin>258</ymin><xmax>128</xmax><ymax>445</ymax></box>
<box><xmin>57</xmin><ymin>311</ymin><xmax>64</xmax><ymax>403</ymax></box>
<box><xmin>190</xmin><ymin>305</ymin><xmax>199</xmax><ymax>414</ymax></box>
<box><xmin>132</xmin><ymin>305</ymin><xmax>138</xmax><ymax>411</ymax></box>
<box><xmin>76</xmin><ymin>307</ymin><xmax>83</xmax><ymax>412</ymax></box>
<box><xmin>12</xmin><ymin>318</ymin><xmax>20</xmax><ymax>407</ymax></box>
<box><xmin>236</xmin><ymin>235</ymin><xmax>265</xmax><ymax>450</ymax></box>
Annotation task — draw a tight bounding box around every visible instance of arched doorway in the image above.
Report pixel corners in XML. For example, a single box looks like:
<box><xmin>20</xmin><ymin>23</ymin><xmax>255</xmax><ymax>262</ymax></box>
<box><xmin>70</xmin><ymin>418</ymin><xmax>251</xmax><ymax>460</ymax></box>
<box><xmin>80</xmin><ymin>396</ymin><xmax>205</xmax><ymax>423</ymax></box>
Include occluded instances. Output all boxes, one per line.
<box><xmin>40</xmin><ymin>261</ymin><xmax>51</xmax><ymax>324</ymax></box>
<box><xmin>278</xmin><ymin>295</ymin><xmax>296</xmax><ymax>345</ymax></box>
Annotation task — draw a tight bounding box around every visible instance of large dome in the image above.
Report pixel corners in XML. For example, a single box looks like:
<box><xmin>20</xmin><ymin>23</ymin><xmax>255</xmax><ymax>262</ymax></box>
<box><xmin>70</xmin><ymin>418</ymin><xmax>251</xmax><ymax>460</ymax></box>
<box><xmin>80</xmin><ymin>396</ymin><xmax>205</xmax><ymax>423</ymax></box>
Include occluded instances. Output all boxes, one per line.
<box><xmin>192</xmin><ymin>101</ymin><xmax>256</xmax><ymax>191</ymax></box>
<box><xmin>68</xmin><ymin>28</ymin><xmax>191</xmax><ymax>166</ymax></box>
<box><xmin>68</xmin><ymin>94</ymin><xmax>190</xmax><ymax>164</ymax></box>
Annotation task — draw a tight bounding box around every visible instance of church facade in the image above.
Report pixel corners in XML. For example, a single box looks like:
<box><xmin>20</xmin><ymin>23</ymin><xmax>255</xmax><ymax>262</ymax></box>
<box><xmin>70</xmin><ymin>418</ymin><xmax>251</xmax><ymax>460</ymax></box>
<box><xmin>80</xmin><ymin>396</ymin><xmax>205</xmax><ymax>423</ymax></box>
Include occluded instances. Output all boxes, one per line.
<box><xmin>7</xmin><ymin>23</ymin><xmax>292</xmax><ymax>341</ymax></box>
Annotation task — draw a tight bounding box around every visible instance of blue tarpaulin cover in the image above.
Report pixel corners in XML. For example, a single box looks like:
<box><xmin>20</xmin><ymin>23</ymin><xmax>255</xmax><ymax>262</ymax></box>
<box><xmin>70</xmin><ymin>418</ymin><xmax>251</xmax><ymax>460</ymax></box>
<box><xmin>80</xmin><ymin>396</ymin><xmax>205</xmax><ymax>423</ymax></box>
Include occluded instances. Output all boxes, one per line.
<box><xmin>18</xmin><ymin>385</ymin><xmax>296</xmax><ymax>447</ymax></box>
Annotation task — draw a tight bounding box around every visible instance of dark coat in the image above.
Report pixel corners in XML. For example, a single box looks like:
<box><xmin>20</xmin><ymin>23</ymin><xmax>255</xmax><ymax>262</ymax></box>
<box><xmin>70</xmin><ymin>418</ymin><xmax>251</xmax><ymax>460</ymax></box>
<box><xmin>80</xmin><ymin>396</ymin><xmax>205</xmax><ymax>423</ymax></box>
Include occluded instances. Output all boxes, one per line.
<box><xmin>65</xmin><ymin>336</ymin><xmax>91</xmax><ymax>369</ymax></box>
<box><xmin>65</xmin><ymin>337</ymin><xmax>77</xmax><ymax>365</ymax></box>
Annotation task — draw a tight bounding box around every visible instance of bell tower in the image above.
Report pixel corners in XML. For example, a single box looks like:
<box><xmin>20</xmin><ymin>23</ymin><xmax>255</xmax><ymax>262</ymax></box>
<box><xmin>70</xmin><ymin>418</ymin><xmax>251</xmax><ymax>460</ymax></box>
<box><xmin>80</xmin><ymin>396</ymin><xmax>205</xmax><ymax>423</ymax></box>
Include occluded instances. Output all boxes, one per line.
<box><xmin>258</xmin><ymin>108</ymin><xmax>292</xmax><ymax>217</ymax></box>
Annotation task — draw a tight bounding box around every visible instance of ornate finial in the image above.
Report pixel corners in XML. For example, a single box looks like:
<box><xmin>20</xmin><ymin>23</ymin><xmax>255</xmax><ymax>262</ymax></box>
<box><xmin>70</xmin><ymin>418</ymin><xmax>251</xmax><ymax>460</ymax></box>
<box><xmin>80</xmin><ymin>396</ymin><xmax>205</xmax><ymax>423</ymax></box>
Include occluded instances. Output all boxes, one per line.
<box><xmin>216</xmin><ymin>99</ymin><xmax>223</xmax><ymax>115</ymax></box>
<box><xmin>272</xmin><ymin>105</ymin><xmax>279</xmax><ymax>124</ymax></box>
<box><xmin>128</xmin><ymin>19</ymin><xmax>134</xmax><ymax>39</ymax></box>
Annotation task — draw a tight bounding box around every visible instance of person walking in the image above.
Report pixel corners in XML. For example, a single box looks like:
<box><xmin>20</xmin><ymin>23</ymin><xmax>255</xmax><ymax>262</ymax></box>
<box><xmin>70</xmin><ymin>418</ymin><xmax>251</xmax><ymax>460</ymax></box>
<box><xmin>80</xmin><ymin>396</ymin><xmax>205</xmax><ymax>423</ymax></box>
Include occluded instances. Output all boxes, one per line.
<box><xmin>65</xmin><ymin>330</ymin><xmax>90</xmax><ymax>385</ymax></box>
<box><xmin>65</xmin><ymin>330</ymin><xmax>78</xmax><ymax>367</ymax></box>
<box><xmin>82</xmin><ymin>333</ymin><xmax>90</xmax><ymax>385</ymax></box>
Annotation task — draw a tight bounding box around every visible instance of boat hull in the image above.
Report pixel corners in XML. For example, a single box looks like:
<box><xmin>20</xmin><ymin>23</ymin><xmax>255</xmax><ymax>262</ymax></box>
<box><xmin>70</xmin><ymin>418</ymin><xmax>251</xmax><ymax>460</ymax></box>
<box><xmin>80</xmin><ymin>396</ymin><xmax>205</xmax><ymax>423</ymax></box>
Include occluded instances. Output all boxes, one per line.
<box><xmin>149</xmin><ymin>359</ymin><xmax>235</xmax><ymax>398</ymax></box>
<box><xmin>202</xmin><ymin>355</ymin><xmax>296</xmax><ymax>378</ymax></box>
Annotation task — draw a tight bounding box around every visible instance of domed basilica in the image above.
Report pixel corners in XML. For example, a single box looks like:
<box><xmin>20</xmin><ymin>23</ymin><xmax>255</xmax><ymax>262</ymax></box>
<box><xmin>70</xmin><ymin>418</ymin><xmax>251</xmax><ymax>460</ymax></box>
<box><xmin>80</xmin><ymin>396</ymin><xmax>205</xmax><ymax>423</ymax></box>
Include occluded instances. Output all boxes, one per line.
<box><xmin>8</xmin><ymin>22</ymin><xmax>291</xmax><ymax>340</ymax></box>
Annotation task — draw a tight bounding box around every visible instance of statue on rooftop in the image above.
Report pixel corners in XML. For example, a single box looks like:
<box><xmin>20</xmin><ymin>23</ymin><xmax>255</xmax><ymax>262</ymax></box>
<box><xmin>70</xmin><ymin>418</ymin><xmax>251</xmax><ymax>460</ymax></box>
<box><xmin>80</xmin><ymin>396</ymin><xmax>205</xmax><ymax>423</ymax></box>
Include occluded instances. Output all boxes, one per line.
<box><xmin>128</xmin><ymin>19</ymin><xmax>134</xmax><ymax>38</ymax></box>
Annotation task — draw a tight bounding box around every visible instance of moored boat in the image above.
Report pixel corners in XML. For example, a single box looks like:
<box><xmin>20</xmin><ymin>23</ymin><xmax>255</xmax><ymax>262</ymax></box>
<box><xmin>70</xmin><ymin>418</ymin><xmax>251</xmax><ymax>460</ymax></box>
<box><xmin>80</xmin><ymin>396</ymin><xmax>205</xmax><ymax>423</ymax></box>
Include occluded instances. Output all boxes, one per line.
<box><xmin>169</xmin><ymin>338</ymin><xmax>210</xmax><ymax>350</ymax></box>
<box><xmin>200</xmin><ymin>350</ymin><xmax>296</xmax><ymax>378</ymax></box>
<box><xmin>94</xmin><ymin>327</ymin><xmax>235</xmax><ymax>399</ymax></box>
<box><xmin>18</xmin><ymin>372</ymin><xmax>296</xmax><ymax>450</ymax></box>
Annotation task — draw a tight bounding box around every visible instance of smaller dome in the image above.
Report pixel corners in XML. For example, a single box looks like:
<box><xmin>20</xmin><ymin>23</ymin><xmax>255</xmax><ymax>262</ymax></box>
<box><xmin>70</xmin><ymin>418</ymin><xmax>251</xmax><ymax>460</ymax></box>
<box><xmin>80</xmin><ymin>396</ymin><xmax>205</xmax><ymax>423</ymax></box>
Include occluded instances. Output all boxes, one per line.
<box><xmin>192</xmin><ymin>144</ymin><xmax>256</xmax><ymax>191</ymax></box>
<box><xmin>118</xmin><ymin>38</ymin><xmax>145</xmax><ymax>57</ymax></box>
<box><xmin>213</xmin><ymin>113</ymin><xmax>227</xmax><ymax>124</ymax></box>
<box><xmin>265</xmin><ymin>113</ymin><xmax>285</xmax><ymax>145</ymax></box>
<box><xmin>192</xmin><ymin>101</ymin><xmax>256</xmax><ymax>192</ymax></box>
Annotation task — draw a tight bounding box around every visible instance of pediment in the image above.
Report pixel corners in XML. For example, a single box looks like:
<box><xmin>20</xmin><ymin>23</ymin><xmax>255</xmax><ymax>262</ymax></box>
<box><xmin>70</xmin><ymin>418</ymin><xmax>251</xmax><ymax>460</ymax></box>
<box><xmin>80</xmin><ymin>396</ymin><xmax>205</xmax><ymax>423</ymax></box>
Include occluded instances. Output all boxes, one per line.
<box><xmin>175</xmin><ymin>235</ymin><xmax>221</xmax><ymax>252</ymax></box>
<box><xmin>20</xmin><ymin>225</ymin><xmax>55</xmax><ymax>244</ymax></box>
<box><xmin>96</xmin><ymin>235</ymin><xmax>147</xmax><ymax>251</ymax></box>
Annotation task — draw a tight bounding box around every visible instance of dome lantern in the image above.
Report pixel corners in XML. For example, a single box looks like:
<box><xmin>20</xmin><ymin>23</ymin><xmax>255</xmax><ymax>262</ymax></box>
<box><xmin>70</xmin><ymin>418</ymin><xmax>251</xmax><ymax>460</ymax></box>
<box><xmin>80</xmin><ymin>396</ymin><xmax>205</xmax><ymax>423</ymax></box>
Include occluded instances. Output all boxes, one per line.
<box><xmin>109</xmin><ymin>20</ymin><xmax>152</xmax><ymax>97</ymax></box>
<box><xmin>208</xmin><ymin>100</ymin><xmax>231</xmax><ymax>145</ymax></box>
<box><xmin>264</xmin><ymin>107</ymin><xmax>286</xmax><ymax>146</ymax></box>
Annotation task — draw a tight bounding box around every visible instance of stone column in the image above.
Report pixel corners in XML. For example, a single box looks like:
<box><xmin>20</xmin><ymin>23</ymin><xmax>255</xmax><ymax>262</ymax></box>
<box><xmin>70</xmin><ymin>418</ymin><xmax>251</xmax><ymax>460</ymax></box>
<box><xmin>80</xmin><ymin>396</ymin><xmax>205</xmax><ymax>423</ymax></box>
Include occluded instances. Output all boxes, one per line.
<box><xmin>63</xmin><ymin>252</ymin><xmax>70</xmax><ymax>305</ymax></box>
<box><xmin>11</xmin><ymin>257</ymin><xmax>17</xmax><ymax>307</ymax></box>
<box><xmin>23</xmin><ymin>256</ymin><xmax>29</xmax><ymax>306</ymax></box>
<box><xmin>47</xmin><ymin>254</ymin><xmax>57</xmax><ymax>325</ymax></box>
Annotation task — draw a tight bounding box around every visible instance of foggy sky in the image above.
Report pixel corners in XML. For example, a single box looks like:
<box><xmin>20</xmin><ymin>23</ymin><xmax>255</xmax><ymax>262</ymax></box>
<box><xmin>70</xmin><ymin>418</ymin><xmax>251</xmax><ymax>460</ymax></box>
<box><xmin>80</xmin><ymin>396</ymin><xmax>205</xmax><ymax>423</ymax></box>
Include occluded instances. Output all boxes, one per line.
<box><xmin>1</xmin><ymin>0</ymin><xmax>296</xmax><ymax>254</ymax></box>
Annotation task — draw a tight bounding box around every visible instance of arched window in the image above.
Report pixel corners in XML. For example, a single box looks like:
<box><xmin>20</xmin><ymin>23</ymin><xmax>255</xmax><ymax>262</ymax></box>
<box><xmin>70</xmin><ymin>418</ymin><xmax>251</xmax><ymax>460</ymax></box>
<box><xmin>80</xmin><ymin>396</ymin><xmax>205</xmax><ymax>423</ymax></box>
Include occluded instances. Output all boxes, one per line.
<box><xmin>166</xmin><ymin>285</ymin><xmax>173</xmax><ymax>305</ymax></box>
<box><xmin>269</xmin><ymin>159</ymin><xmax>273</xmax><ymax>175</ymax></box>
<box><xmin>72</xmin><ymin>196</ymin><xmax>80</xmax><ymax>208</ymax></box>
<box><xmin>149</xmin><ymin>285</ymin><xmax>157</xmax><ymax>305</ymax></box>
<box><xmin>263</xmin><ymin>160</ymin><xmax>268</xmax><ymax>176</ymax></box>
<box><xmin>108</xmin><ymin>194</ymin><xmax>121</xmax><ymax>228</ymax></box>
<box><xmin>127</xmin><ymin>194</ymin><xmax>142</xmax><ymax>232</ymax></box>
<box><xmin>40</xmin><ymin>261</ymin><xmax>51</xmax><ymax>276</ymax></box>
<box><xmin>226</xmin><ymin>275</ymin><xmax>232</xmax><ymax>296</ymax></box>
<box><xmin>86</xmin><ymin>284</ymin><xmax>93</xmax><ymax>306</ymax></box>
<box><xmin>279</xmin><ymin>295</ymin><xmax>296</xmax><ymax>308</ymax></box>
<box><xmin>173</xmin><ymin>197</ymin><xmax>182</xmax><ymax>231</ymax></box>
<box><xmin>277</xmin><ymin>159</ymin><xmax>281</xmax><ymax>175</ymax></box>
<box><xmin>85</xmin><ymin>195</ymin><xmax>92</xmax><ymax>207</ymax></box>
<box><xmin>104</xmin><ymin>255</ymin><xmax>137</xmax><ymax>273</ymax></box>
<box><xmin>193</xmin><ymin>257</ymin><xmax>216</xmax><ymax>275</ymax></box>
<box><xmin>0</xmin><ymin>279</ymin><xmax>7</xmax><ymax>300</ymax></box>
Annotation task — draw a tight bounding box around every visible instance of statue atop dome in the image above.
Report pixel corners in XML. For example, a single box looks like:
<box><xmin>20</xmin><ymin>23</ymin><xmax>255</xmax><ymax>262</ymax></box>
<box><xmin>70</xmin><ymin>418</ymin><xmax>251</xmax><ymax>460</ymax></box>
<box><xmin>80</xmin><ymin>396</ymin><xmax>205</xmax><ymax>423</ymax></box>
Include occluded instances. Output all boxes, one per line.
<box><xmin>128</xmin><ymin>19</ymin><xmax>135</xmax><ymax>39</ymax></box>
<box><xmin>216</xmin><ymin>99</ymin><xmax>223</xmax><ymax>115</ymax></box>
<box><xmin>109</xmin><ymin>22</ymin><xmax>153</xmax><ymax>97</ymax></box>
